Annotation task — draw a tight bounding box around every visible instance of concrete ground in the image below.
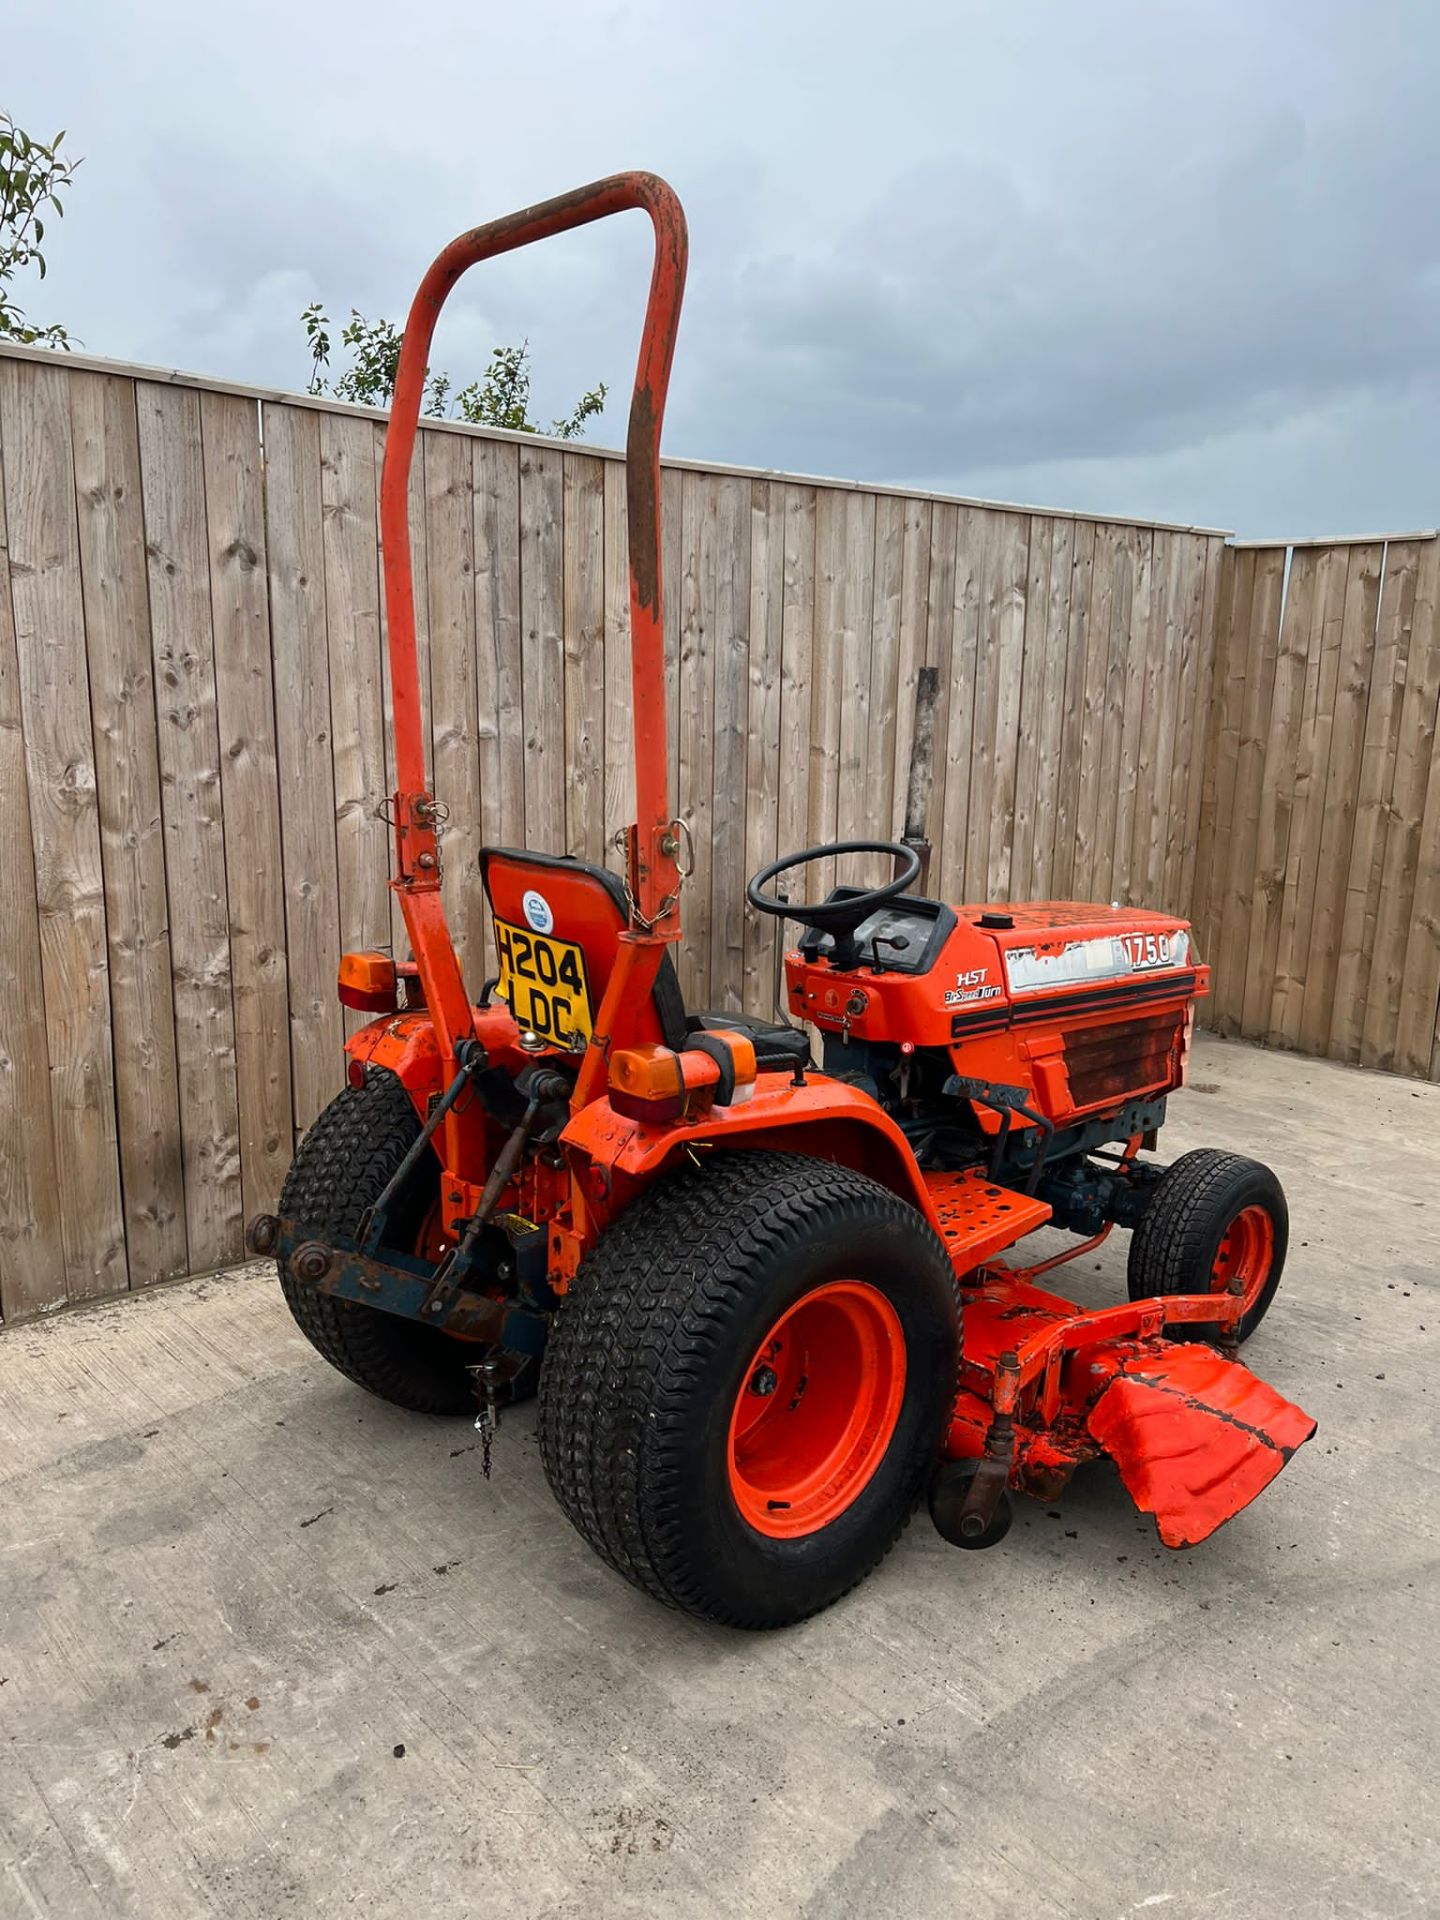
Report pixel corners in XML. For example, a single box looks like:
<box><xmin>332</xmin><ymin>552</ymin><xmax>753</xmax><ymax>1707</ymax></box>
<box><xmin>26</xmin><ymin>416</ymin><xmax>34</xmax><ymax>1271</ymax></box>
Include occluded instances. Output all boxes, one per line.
<box><xmin>1</xmin><ymin>1033</ymin><xmax>1435</xmax><ymax>1920</ymax></box>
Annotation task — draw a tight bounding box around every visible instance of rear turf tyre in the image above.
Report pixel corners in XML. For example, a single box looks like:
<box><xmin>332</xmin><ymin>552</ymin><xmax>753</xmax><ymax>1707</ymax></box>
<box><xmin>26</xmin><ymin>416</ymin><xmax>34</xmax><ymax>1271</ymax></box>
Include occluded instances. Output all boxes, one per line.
<box><xmin>1127</xmin><ymin>1148</ymin><xmax>1287</xmax><ymax>1344</ymax></box>
<box><xmin>277</xmin><ymin>1068</ymin><xmax>526</xmax><ymax>1415</ymax></box>
<box><xmin>538</xmin><ymin>1152</ymin><xmax>960</xmax><ymax>1629</ymax></box>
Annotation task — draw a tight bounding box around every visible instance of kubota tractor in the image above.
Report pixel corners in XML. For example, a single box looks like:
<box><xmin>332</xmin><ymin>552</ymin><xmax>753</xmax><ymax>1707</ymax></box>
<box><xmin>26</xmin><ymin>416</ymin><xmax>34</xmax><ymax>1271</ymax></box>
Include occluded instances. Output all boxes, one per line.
<box><xmin>249</xmin><ymin>172</ymin><xmax>1314</xmax><ymax>1629</ymax></box>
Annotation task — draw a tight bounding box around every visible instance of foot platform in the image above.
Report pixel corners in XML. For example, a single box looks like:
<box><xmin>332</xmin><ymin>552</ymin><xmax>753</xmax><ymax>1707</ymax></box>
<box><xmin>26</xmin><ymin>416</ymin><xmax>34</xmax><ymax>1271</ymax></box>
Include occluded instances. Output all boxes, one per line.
<box><xmin>924</xmin><ymin>1168</ymin><xmax>1052</xmax><ymax>1276</ymax></box>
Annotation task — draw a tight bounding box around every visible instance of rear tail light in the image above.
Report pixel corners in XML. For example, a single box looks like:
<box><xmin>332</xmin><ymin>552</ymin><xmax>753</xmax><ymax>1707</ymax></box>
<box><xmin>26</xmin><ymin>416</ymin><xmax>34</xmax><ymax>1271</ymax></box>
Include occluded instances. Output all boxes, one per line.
<box><xmin>608</xmin><ymin>1044</ymin><xmax>689</xmax><ymax>1121</ymax></box>
<box><xmin>338</xmin><ymin>951</ymin><xmax>398</xmax><ymax>1013</ymax></box>
<box><xmin>607</xmin><ymin>1032</ymin><xmax>759</xmax><ymax>1122</ymax></box>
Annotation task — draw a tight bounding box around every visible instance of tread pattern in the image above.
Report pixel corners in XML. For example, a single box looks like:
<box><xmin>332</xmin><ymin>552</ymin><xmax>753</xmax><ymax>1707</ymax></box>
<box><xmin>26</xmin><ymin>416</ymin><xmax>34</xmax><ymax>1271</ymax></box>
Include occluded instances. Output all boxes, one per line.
<box><xmin>277</xmin><ymin>1070</ymin><xmax>474</xmax><ymax>1414</ymax></box>
<box><xmin>1127</xmin><ymin>1147</ymin><xmax>1287</xmax><ymax>1342</ymax></box>
<box><xmin>538</xmin><ymin>1151</ymin><xmax>960</xmax><ymax>1628</ymax></box>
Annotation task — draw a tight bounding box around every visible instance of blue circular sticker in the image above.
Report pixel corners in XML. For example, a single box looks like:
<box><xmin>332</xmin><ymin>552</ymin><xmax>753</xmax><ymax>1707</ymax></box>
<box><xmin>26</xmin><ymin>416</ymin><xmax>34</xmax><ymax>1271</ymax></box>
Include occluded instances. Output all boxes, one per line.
<box><xmin>522</xmin><ymin>889</ymin><xmax>554</xmax><ymax>934</ymax></box>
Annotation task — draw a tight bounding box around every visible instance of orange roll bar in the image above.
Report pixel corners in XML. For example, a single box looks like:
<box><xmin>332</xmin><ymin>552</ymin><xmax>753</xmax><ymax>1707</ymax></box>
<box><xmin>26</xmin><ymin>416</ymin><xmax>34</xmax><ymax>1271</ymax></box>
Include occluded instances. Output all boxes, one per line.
<box><xmin>378</xmin><ymin>172</ymin><xmax>688</xmax><ymax>1066</ymax></box>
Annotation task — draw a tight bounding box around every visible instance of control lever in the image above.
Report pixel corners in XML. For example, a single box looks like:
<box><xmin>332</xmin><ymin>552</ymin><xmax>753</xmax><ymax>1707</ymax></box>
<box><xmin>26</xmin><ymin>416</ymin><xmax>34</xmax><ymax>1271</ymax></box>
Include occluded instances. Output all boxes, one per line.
<box><xmin>869</xmin><ymin>931</ymin><xmax>911</xmax><ymax>973</ymax></box>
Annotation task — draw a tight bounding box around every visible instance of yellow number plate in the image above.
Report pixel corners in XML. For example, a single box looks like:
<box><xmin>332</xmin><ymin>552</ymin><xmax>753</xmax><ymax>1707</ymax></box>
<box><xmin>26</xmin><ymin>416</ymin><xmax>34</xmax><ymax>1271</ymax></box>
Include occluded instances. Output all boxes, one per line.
<box><xmin>493</xmin><ymin>918</ymin><xmax>593</xmax><ymax>1046</ymax></box>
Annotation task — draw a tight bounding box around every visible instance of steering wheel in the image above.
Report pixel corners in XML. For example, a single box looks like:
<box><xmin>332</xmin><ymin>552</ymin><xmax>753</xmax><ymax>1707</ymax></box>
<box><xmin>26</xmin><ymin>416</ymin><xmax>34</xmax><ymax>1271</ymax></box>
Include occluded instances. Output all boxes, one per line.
<box><xmin>746</xmin><ymin>839</ymin><xmax>922</xmax><ymax>968</ymax></box>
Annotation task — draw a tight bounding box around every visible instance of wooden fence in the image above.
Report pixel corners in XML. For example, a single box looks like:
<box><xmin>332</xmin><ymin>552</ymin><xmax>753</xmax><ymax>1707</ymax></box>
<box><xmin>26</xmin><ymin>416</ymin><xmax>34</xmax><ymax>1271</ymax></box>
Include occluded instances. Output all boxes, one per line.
<box><xmin>1191</xmin><ymin>535</ymin><xmax>1440</xmax><ymax>1077</ymax></box>
<box><xmin>0</xmin><ymin>339</ymin><xmax>1435</xmax><ymax>1323</ymax></box>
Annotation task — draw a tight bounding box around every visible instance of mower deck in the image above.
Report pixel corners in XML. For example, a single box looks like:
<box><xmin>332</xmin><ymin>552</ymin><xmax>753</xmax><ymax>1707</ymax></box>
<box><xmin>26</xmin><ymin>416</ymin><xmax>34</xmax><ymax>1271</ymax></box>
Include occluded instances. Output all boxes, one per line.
<box><xmin>939</xmin><ymin>1252</ymin><xmax>1317</xmax><ymax>1546</ymax></box>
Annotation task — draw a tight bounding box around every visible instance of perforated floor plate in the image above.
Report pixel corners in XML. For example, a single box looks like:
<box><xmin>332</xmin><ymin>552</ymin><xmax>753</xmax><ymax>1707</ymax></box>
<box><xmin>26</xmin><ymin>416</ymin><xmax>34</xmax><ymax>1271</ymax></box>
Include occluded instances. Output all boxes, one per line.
<box><xmin>924</xmin><ymin>1168</ymin><xmax>1052</xmax><ymax>1277</ymax></box>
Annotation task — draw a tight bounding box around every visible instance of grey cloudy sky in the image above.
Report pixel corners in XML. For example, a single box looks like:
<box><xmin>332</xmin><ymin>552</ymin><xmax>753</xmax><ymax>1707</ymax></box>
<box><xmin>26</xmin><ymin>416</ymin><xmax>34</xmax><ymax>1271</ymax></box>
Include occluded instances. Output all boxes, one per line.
<box><xmin>13</xmin><ymin>0</ymin><xmax>1439</xmax><ymax>538</ymax></box>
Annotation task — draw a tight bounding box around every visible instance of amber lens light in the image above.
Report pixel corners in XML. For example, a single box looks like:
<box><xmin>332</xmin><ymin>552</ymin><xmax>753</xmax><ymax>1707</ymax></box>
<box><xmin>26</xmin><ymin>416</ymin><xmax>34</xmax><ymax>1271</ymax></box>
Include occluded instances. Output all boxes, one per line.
<box><xmin>608</xmin><ymin>1044</ymin><xmax>687</xmax><ymax>1120</ymax></box>
<box><xmin>338</xmin><ymin>951</ymin><xmax>398</xmax><ymax>1012</ymax></box>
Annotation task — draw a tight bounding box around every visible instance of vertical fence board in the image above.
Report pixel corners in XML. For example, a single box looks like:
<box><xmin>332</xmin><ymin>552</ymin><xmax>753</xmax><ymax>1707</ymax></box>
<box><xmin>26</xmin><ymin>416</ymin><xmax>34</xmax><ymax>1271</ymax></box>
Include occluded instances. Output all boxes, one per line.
<box><xmin>868</xmin><ymin>496</ymin><xmax>906</xmax><ymax>867</ymax></box>
<box><xmin>264</xmin><ymin>403</ymin><xmax>342</xmax><ymax>1134</ymax></box>
<box><xmin>708</xmin><ymin>476</ymin><xmax>752</xmax><ymax>1011</ymax></box>
<box><xmin>922</xmin><ymin>502</ymin><xmax>961</xmax><ymax>897</ymax></box>
<box><xmin>0</xmin><ymin>383</ymin><xmax>66</xmax><ymax>1317</ymax></box>
<box><xmin>1182</xmin><ymin>537</ymin><xmax>1228</xmax><ymax>917</ymax></box>
<box><xmin>888</xmin><ymin>501</ymin><xmax>933</xmax><ymax>843</ymax></box>
<box><xmin>1203</xmin><ymin>546</ymin><xmax>1257</xmax><ymax>1027</ymax></box>
<box><xmin>475</xmin><ymin>435</ymin><xmax>524</xmax><ymax>977</ymax></box>
<box><xmin>1049</xmin><ymin>520</ymin><xmax>1095</xmax><ymax>902</ymax></box>
<box><xmin>563</xmin><ymin>454</ymin><xmax>606</xmax><ymax>873</ymax></box>
<box><xmin>1168</xmin><ymin>535</ymin><xmax>1216</xmax><ymax>917</ymax></box>
<box><xmin>71</xmin><ymin>373</ymin><xmax>187</xmax><ymax>1287</ymax></box>
<box><xmin>1266</xmin><ymin>548</ymin><xmax>1337</xmax><ymax>1042</ymax></box>
<box><xmin>520</xmin><ymin>445</ymin><xmax>565</xmax><ymax>857</ymax></box>
<box><xmin>806</xmin><ymin>489</ymin><xmax>845</xmax><ymax>906</ymax></box>
<box><xmin>940</xmin><ymin>504</ymin><xmax>984</xmax><ymax>899</ymax></box>
<box><xmin>1093</xmin><ymin>525</ymin><xmax>1140</xmax><ymax>904</ymax></box>
<box><xmin>1186</xmin><ymin>540</ymin><xmax>1232</xmax><ymax>964</ymax></box>
<box><xmin>960</xmin><ymin>509</ymin><xmax>1000</xmax><ymax>897</ymax></box>
<box><xmin>320</xmin><ymin>413</ymin><xmax>390</xmax><ymax>1030</ymax></box>
<box><xmin>982</xmin><ymin>513</ymin><xmax>1033</xmax><ymax>899</ymax></box>
<box><xmin>678</xmin><ymin>471</ymin><xmax>716</xmax><ymax>1005</ymax></box>
<box><xmin>1410</xmin><ymin>702</ymin><xmax>1440</xmax><ymax>1071</ymax></box>
<box><xmin>375</xmin><ymin>422</ymin><xmax>433</xmax><ymax>955</ymax></box>
<box><xmin>601</xmin><ymin>459</ymin><xmax>633</xmax><ymax>861</ymax></box>
<box><xmin>1221</xmin><ymin>545</ymin><xmax>1283</xmax><ymax>1033</ymax></box>
<box><xmin>202</xmin><ymin>391</ymin><xmax>292</xmax><ymax>1225</ymax></box>
<box><xmin>742</xmin><ymin>481</ymin><xmax>785</xmax><ymax>1017</ymax></box>
<box><xmin>1332</xmin><ymin>541</ymin><xmax>1420</xmax><ymax>1060</ymax></box>
<box><xmin>1015</xmin><ymin>517</ymin><xmax>1066</xmax><ymax>898</ymax></box>
<box><xmin>1299</xmin><ymin>542</ymin><xmax>1383</xmax><ymax>1051</ymax></box>
<box><xmin>1110</xmin><ymin>529</ymin><xmax>1153</xmax><ymax>906</ymax></box>
<box><xmin>471</xmin><ymin>437</ymin><xmax>522</xmax><ymax>977</ymax></box>
<box><xmin>1131</xmin><ymin>529</ymin><xmax>1176</xmax><ymax>909</ymax></box>
<box><xmin>1369</xmin><ymin>541</ymin><xmax>1440</xmax><ymax>1070</ymax></box>
<box><xmin>832</xmin><ymin>491</ymin><xmax>878</xmax><ymax>893</ymax></box>
<box><xmin>425</xmin><ymin>431</ymin><xmax>484</xmax><ymax>973</ymax></box>
<box><xmin>1238</xmin><ymin>547</ymin><xmax>1308</xmax><ymax>1038</ymax></box>
<box><xmin>1395</xmin><ymin>541</ymin><xmax>1440</xmax><ymax>1075</ymax></box>
<box><xmin>136</xmin><ymin>383</ymin><xmax>243</xmax><ymax>1271</ymax></box>
<box><xmin>662</xmin><ymin>465</ymin><xmax>683</xmax><ymax>822</ymax></box>
<box><xmin>1072</xmin><ymin>524</ymin><xmax>1117</xmax><ymax>902</ymax></box>
<box><xmin>776</xmin><ymin>483</ymin><xmax>816</xmax><ymax>920</ymax></box>
<box><xmin>0</xmin><ymin>360</ymin><xmax>127</xmax><ymax>1301</ymax></box>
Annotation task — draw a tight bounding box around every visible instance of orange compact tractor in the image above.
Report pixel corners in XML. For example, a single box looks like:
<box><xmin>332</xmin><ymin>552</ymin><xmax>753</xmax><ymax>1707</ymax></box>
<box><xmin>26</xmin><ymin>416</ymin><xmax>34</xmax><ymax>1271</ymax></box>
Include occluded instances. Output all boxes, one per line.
<box><xmin>249</xmin><ymin>174</ymin><xmax>1315</xmax><ymax>1628</ymax></box>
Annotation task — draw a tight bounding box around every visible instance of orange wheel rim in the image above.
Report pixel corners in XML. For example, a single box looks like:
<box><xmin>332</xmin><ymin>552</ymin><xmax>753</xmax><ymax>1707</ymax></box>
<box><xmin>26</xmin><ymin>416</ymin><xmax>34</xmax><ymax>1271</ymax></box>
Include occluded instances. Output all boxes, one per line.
<box><xmin>1210</xmin><ymin>1203</ymin><xmax>1274</xmax><ymax>1314</ymax></box>
<box><xmin>413</xmin><ymin>1196</ymin><xmax>450</xmax><ymax>1268</ymax></box>
<box><xmin>414</xmin><ymin>1198</ymin><xmax>485</xmax><ymax>1346</ymax></box>
<box><xmin>727</xmin><ymin>1280</ymin><xmax>907</xmax><ymax>1539</ymax></box>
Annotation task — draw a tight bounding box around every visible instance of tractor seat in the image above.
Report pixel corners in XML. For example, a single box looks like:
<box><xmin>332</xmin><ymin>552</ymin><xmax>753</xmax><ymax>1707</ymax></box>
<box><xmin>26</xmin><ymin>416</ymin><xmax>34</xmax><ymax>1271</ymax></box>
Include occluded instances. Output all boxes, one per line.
<box><xmin>479</xmin><ymin>845</ymin><xmax>812</xmax><ymax>1072</ymax></box>
<box><xmin>687</xmin><ymin>1010</ymin><xmax>810</xmax><ymax>1075</ymax></box>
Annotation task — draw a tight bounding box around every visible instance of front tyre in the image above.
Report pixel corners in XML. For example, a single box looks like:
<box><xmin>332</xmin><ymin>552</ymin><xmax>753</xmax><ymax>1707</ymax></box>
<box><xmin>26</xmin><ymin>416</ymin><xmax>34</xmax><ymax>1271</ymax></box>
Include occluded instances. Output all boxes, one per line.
<box><xmin>1127</xmin><ymin>1148</ymin><xmax>1288</xmax><ymax>1344</ymax></box>
<box><xmin>538</xmin><ymin>1152</ymin><xmax>960</xmax><ymax>1628</ymax></box>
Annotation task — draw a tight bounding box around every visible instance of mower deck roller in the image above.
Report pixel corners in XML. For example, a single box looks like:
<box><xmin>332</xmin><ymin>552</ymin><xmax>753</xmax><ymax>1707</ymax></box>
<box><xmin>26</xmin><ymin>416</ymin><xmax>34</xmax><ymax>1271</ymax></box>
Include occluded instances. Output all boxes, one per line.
<box><xmin>254</xmin><ymin>171</ymin><xmax>1314</xmax><ymax>1629</ymax></box>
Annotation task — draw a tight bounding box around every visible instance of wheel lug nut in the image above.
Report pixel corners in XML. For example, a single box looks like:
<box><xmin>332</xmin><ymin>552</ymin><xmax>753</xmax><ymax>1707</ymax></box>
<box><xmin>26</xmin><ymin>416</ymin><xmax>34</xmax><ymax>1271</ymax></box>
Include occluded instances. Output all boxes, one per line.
<box><xmin>749</xmin><ymin>1365</ymin><xmax>778</xmax><ymax>1397</ymax></box>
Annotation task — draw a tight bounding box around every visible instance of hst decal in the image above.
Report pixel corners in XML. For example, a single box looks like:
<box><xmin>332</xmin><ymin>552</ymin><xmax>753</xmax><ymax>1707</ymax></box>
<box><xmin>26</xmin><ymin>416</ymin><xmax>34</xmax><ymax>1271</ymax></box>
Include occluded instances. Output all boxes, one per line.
<box><xmin>944</xmin><ymin>966</ymin><xmax>1003</xmax><ymax>1009</ymax></box>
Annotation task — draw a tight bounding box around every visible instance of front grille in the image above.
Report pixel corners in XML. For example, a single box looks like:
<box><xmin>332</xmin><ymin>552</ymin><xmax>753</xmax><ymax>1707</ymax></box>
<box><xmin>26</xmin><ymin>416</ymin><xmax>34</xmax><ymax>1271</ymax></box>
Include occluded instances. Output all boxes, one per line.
<box><xmin>1061</xmin><ymin>1010</ymin><xmax>1179</xmax><ymax>1110</ymax></box>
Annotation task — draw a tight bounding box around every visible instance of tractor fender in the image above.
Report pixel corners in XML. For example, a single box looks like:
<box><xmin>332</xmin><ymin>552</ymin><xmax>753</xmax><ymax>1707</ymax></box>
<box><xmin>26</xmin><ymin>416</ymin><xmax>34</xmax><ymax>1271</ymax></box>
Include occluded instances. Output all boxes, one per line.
<box><xmin>562</xmin><ymin>1074</ymin><xmax>941</xmax><ymax>1235</ymax></box>
<box><xmin>345</xmin><ymin>1011</ymin><xmax>447</xmax><ymax>1104</ymax></box>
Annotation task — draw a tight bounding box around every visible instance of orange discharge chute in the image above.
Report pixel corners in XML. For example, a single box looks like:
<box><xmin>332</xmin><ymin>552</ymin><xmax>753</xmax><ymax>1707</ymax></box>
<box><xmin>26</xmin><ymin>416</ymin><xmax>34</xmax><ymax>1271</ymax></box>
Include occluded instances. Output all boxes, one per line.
<box><xmin>1087</xmin><ymin>1341</ymin><xmax>1317</xmax><ymax>1547</ymax></box>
